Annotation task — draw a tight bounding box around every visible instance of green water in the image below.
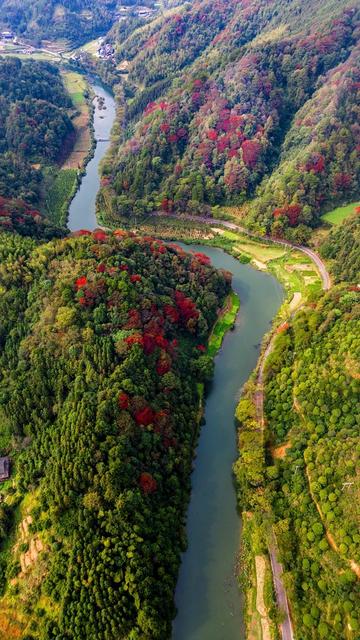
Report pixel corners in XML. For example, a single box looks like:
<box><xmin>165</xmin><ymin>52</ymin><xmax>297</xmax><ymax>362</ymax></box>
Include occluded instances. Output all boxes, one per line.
<box><xmin>65</xmin><ymin>84</ymin><xmax>284</xmax><ymax>639</ymax></box>
<box><xmin>68</xmin><ymin>81</ymin><xmax>116</xmax><ymax>232</ymax></box>
<box><xmin>173</xmin><ymin>244</ymin><xmax>284</xmax><ymax>640</ymax></box>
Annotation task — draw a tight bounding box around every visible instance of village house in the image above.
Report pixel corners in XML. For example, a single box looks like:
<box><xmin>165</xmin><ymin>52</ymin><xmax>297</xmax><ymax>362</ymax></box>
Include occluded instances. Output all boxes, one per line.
<box><xmin>1</xmin><ymin>30</ymin><xmax>14</xmax><ymax>40</ymax></box>
<box><xmin>97</xmin><ymin>42</ymin><xmax>115</xmax><ymax>60</ymax></box>
<box><xmin>0</xmin><ymin>457</ymin><xmax>10</xmax><ymax>482</ymax></box>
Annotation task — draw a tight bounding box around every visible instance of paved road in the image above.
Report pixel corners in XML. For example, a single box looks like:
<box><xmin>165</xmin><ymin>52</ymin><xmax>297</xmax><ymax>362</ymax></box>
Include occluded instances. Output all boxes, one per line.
<box><xmin>269</xmin><ymin>537</ymin><xmax>295</xmax><ymax>640</ymax></box>
<box><xmin>163</xmin><ymin>211</ymin><xmax>306</xmax><ymax>640</ymax></box>
<box><xmin>255</xmin><ymin>337</ymin><xmax>295</xmax><ymax>640</ymax></box>
<box><xmin>154</xmin><ymin>213</ymin><xmax>331</xmax><ymax>292</ymax></box>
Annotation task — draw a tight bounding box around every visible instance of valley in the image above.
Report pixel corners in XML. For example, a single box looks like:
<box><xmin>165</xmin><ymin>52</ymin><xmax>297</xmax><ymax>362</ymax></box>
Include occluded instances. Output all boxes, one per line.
<box><xmin>0</xmin><ymin>1</ymin><xmax>358</xmax><ymax>639</ymax></box>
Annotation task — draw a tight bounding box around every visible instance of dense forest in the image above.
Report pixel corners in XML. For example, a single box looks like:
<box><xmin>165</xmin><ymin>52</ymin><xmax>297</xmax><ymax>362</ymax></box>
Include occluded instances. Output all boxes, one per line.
<box><xmin>0</xmin><ymin>228</ymin><xmax>230</xmax><ymax>639</ymax></box>
<box><xmin>98</xmin><ymin>0</ymin><xmax>360</xmax><ymax>239</ymax></box>
<box><xmin>234</xmin><ymin>218</ymin><xmax>360</xmax><ymax>638</ymax></box>
<box><xmin>320</xmin><ymin>212</ymin><xmax>360</xmax><ymax>283</ymax></box>
<box><xmin>0</xmin><ymin>57</ymin><xmax>74</xmax><ymax>234</ymax></box>
<box><xmin>0</xmin><ymin>1</ymin><xmax>358</xmax><ymax>638</ymax></box>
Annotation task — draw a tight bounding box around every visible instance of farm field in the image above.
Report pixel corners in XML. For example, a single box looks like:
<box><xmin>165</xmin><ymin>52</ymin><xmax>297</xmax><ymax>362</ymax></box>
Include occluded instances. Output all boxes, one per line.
<box><xmin>77</xmin><ymin>38</ymin><xmax>100</xmax><ymax>56</ymax></box>
<box><xmin>60</xmin><ymin>71</ymin><xmax>91</xmax><ymax>170</ymax></box>
<box><xmin>321</xmin><ymin>202</ymin><xmax>359</xmax><ymax>225</ymax></box>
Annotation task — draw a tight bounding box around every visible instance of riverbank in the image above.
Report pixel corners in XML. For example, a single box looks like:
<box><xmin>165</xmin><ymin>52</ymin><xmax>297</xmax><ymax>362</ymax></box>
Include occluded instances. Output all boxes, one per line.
<box><xmin>173</xmin><ymin>243</ymin><xmax>283</xmax><ymax>640</ymax></box>
<box><xmin>67</xmin><ymin>82</ymin><xmax>116</xmax><ymax>232</ymax></box>
<box><xmin>44</xmin><ymin>70</ymin><xmax>96</xmax><ymax>226</ymax></box>
<box><xmin>208</xmin><ymin>291</ymin><xmax>240</xmax><ymax>358</ymax></box>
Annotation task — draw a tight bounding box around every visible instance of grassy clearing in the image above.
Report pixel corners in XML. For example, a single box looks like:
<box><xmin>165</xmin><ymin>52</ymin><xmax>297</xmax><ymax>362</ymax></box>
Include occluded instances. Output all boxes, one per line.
<box><xmin>81</xmin><ymin>38</ymin><xmax>101</xmax><ymax>55</ymax></box>
<box><xmin>44</xmin><ymin>169</ymin><xmax>78</xmax><ymax>225</ymax></box>
<box><xmin>321</xmin><ymin>201</ymin><xmax>359</xmax><ymax>225</ymax></box>
<box><xmin>0</xmin><ymin>51</ymin><xmax>61</xmax><ymax>62</ymax></box>
<box><xmin>233</xmin><ymin>241</ymin><xmax>286</xmax><ymax>263</ymax></box>
<box><xmin>62</xmin><ymin>71</ymin><xmax>87</xmax><ymax>107</ymax></box>
<box><xmin>208</xmin><ymin>291</ymin><xmax>240</xmax><ymax>357</ymax></box>
<box><xmin>68</xmin><ymin>38</ymin><xmax>101</xmax><ymax>57</ymax></box>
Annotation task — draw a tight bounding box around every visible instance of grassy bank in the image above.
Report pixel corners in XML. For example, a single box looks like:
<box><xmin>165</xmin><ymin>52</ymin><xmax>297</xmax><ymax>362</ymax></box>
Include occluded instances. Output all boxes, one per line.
<box><xmin>43</xmin><ymin>70</ymin><xmax>95</xmax><ymax>226</ymax></box>
<box><xmin>44</xmin><ymin>168</ymin><xmax>78</xmax><ymax>225</ymax></box>
<box><xmin>196</xmin><ymin>290</ymin><xmax>240</xmax><ymax>407</ymax></box>
<box><xmin>208</xmin><ymin>291</ymin><xmax>240</xmax><ymax>357</ymax></box>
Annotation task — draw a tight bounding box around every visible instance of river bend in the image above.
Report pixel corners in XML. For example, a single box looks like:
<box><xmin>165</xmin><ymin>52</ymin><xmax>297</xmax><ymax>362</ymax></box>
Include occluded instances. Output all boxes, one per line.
<box><xmin>67</xmin><ymin>84</ymin><xmax>284</xmax><ymax>640</ymax></box>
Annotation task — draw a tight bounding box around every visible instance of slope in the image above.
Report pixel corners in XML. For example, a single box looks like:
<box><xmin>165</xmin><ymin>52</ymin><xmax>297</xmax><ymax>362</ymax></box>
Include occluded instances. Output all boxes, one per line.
<box><xmin>0</xmin><ymin>228</ymin><xmax>230</xmax><ymax>639</ymax></box>
<box><xmin>99</xmin><ymin>0</ymin><xmax>359</xmax><ymax>239</ymax></box>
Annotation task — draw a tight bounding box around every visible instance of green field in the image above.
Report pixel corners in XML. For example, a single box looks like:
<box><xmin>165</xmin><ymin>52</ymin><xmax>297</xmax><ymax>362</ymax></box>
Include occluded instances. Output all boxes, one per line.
<box><xmin>61</xmin><ymin>70</ymin><xmax>87</xmax><ymax>107</ymax></box>
<box><xmin>321</xmin><ymin>202</ymin><xmax>359</xmax><ymax>225</ymax></box>
<box><xmin>45</xmin><ymin>169</ymin><xmax>78</xmax><ymax>225</ymax></box>
<box><xmin>69</xmin><ymin>37</ymin><xmax>100</xmax><ymax>58</ymax></box>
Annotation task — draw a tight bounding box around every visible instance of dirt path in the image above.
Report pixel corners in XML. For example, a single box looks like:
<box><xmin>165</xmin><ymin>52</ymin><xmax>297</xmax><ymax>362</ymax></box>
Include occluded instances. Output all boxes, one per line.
<box><xmin>251</xmin><ymin>334</ymin><xmax>295</xmax><ymax>640</ymax></box>
<box><xmin>272</xmin><ymin>442</ymin><xmax>291</xmax><ymax>459</ymax></box>
<box><xmin>255</xmin><ymin>556</ymin><xmax>272</xmax><ymax>640</ymax></box>
<box><xmin>268</xmin><ymin>537</ymin><xmax>295</xmax><ymax>640</ymax></box>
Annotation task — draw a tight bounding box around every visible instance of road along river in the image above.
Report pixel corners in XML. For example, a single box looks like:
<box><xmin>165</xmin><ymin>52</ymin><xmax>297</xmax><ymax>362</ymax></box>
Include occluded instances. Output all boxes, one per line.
<box><xmin>67</xmin><ymin>87</ymin><xmax>284</xmax><ymax>640</ymax></box>
<box><xmin>173</xmin><ymin>244</ymin><xmax>284</xmax><ymax>640</ymax></box>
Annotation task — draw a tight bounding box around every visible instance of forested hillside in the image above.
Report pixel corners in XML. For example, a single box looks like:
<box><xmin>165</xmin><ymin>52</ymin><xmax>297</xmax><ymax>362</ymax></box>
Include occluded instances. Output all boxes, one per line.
<box><xmin>263</xmin><ymin>291</ymin><xmax>360</xmax><ymax>638</ymax></box>
<box><xmin>0</xmin><ymin>57</ymin><xmax>74</xmax><ymax>236</ymax></box>
<box><xmin>234</xmin><ymin>216</ymin><xmax>360</xmax><ymax>638</ymax></box>
<box><xmin>320</xmin><ymin>212</ymin><xmax>360</xmax><ymax>283</ymax></box>
<box><xmin>99</xmin><ymin>0</ymin><xmax>360</xmax><ymax>239</ymax></box>
<box><xmin>0</xmin><ymin>229</ymin><xmax>230</xmax><ymax>639</ymax></box>
<box><xmin>0</xmin><ymin>0</ymin><xmax>168</xmax><ymax>45</ymax></box>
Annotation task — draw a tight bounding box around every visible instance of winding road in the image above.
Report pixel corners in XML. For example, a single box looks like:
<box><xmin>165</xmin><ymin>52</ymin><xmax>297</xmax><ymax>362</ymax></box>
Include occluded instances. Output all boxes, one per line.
<box><xmin>255</xmin><ymin>332</ymin><xmax>295</xmax><ymax>640</ymax></box>
<box><xmin>251</xmin><ymin>219</ymin><xmax>330</xmax><ymax>640</ymax></box>
<box><xmin>153</xmin><ymin>213</ymin><xmax>331</xmax><ymax>291</ymax></box>
<box><xmin>155</xmin><ymin>212</ymin><xmax>331</xmax><ymax>640</ymax></box>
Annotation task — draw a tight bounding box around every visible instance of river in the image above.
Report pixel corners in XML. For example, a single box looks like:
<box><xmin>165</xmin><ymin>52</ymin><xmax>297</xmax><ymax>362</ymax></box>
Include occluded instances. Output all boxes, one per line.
<box><xmin>173</xmin><ymin>245</ymin><xmax>283</xmax><ymax>639</ymax></box>
<box><xmin>67</xmin><ymin>84</ymin><xmax>284</xmax><ymax>640</ymax></box>
<box><xmin>67</xmin><ymin>81</ymin><xmax>116</xmax><ymax>232</ymax></box>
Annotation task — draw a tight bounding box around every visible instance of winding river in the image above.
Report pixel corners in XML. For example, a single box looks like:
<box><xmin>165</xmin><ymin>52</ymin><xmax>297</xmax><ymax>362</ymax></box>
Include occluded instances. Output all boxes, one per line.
<box><xmin>67</xmin><ymin>83</ymin><xmax>284</xmax><ymax>640</ymax></box>
<box><xmin>67</xmin><ymin>81</ymin><xmax>116</xmax><ymax>232</ymax></box>
<box><xmin>173</xmin><ymin>246</ymin><xmax>283</xmax><ymax>639</ymax></box>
